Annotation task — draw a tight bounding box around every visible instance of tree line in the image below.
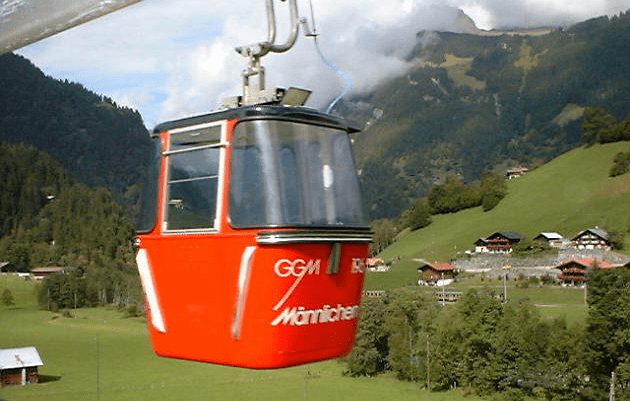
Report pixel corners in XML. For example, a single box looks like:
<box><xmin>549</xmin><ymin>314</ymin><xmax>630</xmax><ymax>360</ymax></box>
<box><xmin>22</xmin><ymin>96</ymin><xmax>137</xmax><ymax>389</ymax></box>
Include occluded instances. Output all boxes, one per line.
<box><xmin>346</xmin><ymin>267</ymin><xmax>630</xmax><ymax>400</ymax></box>
<box><xmin>581</xmin><ymin>107</ymin><xmax>630</xmax><ymax>177</ymax></box>
<box><xmin>370</xmin><ymin>170</ymin><xmax>507</xmax><ymax>255</ymax></box>
<box><xmin>0</xmin><ymin>142</ymin><xmax>141</xmax><ymax>311</ymax></box>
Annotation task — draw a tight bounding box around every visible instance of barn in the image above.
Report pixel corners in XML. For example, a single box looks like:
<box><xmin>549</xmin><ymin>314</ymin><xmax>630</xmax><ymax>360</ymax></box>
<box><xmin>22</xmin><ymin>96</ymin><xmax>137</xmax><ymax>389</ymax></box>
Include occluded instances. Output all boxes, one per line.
<box><xmin>0</xmin><ymin>347</ymin><xmax>44</xmax><ymax>387</ymax></box>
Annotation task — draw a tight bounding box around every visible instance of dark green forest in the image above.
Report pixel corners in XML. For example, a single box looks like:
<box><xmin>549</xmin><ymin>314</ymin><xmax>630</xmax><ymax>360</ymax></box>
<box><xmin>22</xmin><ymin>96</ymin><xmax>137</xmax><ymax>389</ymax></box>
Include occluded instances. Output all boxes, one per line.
<box><xmin>0</xmin><ymin>53</ymin><xmax>150</xmax><ymax>310</ymax></box>
<box><xmin>345</xmin><ymin>11</ymin><xmax>630</xmax><ymax>219</ymax></box>
<box><xmin>345</xmin><ymin>268</ymin><xmax>630</xmax><ymax>401</ymax></box>
<box><xmin>0</xmin><ymin>142</ymin><xmax>140</xmax><ymax>310</ymax></box>
<box><xmin>0</xmin><ymin>53</ymin><xmax>153</xmax><ymax>214</ymax></box>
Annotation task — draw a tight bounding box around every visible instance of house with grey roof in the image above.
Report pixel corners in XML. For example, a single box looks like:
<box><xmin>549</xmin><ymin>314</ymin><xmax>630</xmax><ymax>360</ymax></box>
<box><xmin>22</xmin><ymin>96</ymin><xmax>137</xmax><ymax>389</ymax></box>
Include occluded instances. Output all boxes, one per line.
<box><xmin>533</xmin><ymin>232</ymin><xmax>566</xmax><ymax>248</ymax></box>
<box><xmin>474</xmin><ymin>231</ymin><xmax>526</xmax><ymax>254</ymax></box>
<box><xmin>571</xmin><ymin>227</ymin><xmax>611</xmax><ymax>250</ymax></box>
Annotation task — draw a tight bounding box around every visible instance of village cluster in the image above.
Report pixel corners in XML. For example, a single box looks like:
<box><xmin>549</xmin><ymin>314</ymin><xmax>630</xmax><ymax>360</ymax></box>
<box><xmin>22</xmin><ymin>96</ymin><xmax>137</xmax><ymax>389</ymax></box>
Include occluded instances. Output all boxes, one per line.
<box><xmin>369</xmin><ymin>227</ymin><xmax>630</xmax><ymax>288</ymax></box>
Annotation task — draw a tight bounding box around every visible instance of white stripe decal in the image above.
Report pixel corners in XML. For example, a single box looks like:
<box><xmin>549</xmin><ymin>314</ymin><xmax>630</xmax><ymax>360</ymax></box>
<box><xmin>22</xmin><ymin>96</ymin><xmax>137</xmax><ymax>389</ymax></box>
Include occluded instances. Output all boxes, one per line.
<box><xmin>136</xmin><ymin>249</ymin><xmax>166</xmax><ymax>333</ymax></box>
<box><xmin>231</xmin><ymin>246</ymin><xmax>256</xmax><ymax>340</ymax></box>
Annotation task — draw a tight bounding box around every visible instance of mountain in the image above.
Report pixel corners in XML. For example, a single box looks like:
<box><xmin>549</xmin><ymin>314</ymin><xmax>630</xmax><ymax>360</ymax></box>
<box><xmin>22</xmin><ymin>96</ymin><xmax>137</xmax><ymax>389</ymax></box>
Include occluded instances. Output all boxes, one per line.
<box><xmin>343</xmin><ymin>11</ymin><xmax>630</xmax><ymax>220</ymax></box>
<box><xmin>0</xmin><ymin>53</ymin><xmax>153</xmax><ymax>212</ymax></box>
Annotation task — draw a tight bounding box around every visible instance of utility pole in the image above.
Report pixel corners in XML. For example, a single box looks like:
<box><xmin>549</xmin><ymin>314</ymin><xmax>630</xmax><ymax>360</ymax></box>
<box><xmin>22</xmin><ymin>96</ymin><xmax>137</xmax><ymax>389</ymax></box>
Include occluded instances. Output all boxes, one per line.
<box><xmin>610</xmin><ymin>371</ymin><xmax>616</xmax><ymax>401</ymax></box>
<box><xmin>441</xmin><ymin>272</ymin><xmax>445</xmax><ymax>305</ymax></box>
<box><xmin>96</xmin><ymin>335</ymin><xmax>100</xmax><ymax>401</ymax></box>
<box><xmin>426</xmin><ymin>338</ymin><xmax>430</xmax><ymax>390</ymax></box>
<box><xmin>584</xmin><ymin>282</ymin><xmax>588</xmax><ymax>306</ymax></box>
<box><xmin>502</xmin><ymin>265</ymin><xmax>511</xmax><ymax>303</ymax></box>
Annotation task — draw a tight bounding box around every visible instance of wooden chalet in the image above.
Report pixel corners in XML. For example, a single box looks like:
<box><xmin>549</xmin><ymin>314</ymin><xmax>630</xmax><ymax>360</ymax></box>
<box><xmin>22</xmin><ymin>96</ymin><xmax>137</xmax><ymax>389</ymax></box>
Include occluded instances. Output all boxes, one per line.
<box><xmin>475</xmin><ymin>231</ymin><xmax>525</xmax><ymax>253</ymax></box>
<box><xmin>30</xmin><ymin>266</ymin><xmax>75</xmax><ymax>281</ymax></box>
<box><xmin>533</xmin><ymin>232</ymin><xmax>565</xmax><ymax>248</ymax></box>
<box><xmin>555</xmin><ymin>258</ymin><xmax>616</xmax><ymax>285</ymax></box>
<box><xmin>0</xmin><ymin>347</ymin><xmax>43</xmax><ymax>387</ymax></box>
<box><xmin>505</xmin><ymin>167</ymin><xmax>528</xmax><ymax>179</ymax></box>
<box><xmin>571</xmin><ymin>228</ymin><xmax>611</xmax><ymax>250</ymax></box>
<box><xmin>418</xmin><ymin>262</ymin><xmax>457</xmax><ymax>283</ymax></box>
<box><xmin>366</xmin><ymin>258</ymin><xmax>389</xmax><ymax>272</ymax></box>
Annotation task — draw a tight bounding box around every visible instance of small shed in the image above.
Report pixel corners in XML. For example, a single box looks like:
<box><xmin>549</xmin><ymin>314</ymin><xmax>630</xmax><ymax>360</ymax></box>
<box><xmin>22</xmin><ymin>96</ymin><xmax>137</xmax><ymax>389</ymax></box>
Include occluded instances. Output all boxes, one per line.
<box><xmin>533</xmin><ymin>232</ymin><xmax>565</xmax><ymax>248</ymax></box>
<box><xmin>505</xmin><ymin>167</ymin><xmax>528</xmax><ymax>179</ymax></box>
<box><xmin>0</xmin><ymin>347</ymin><xmax>44</xmax><ymax>387</ymax></box>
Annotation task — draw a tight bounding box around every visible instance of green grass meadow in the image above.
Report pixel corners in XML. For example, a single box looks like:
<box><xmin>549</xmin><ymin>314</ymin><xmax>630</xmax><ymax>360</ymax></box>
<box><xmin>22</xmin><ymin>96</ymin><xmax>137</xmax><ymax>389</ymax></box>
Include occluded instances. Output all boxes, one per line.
<box><xmin>379</xmin><ymin>142</ymin><xmax>630</xmax><ymax>263</ymax></box>
<box><xmin>2</xmin><ymin>143</ymin><xmax>626</xmax><ymax>400</ymax></box>
<box><xmin>0</xmin><ymin>275</ymin><xmax>491</xmax><ymax>401</ymax></box>
<box><xmin>365</xmin><ymin>265</ymin><xmax>588</xmax><ymax>326</ymax></box>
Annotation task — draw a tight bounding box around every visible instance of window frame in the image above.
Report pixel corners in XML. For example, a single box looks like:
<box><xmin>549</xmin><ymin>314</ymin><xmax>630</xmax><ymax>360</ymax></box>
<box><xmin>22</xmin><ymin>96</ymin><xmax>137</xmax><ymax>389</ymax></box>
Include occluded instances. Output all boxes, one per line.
<box><xmin>162</xmin><ymin>121</ymin><xmax>228</xmax><ymax>234</ymax></box>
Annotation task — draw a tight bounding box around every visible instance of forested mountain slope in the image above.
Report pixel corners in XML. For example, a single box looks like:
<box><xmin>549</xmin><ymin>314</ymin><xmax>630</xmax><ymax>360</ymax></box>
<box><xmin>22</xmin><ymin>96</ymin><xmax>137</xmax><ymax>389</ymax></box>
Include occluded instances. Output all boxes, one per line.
<box><xmin>344</xmin><ymin>11</ymin><xmax>630</xmax><ymax>219</ymax></box>
<box><xmin>0</xmin><ymin>53</ymin><xmax>153</xmax><ymax>210</ymax></box>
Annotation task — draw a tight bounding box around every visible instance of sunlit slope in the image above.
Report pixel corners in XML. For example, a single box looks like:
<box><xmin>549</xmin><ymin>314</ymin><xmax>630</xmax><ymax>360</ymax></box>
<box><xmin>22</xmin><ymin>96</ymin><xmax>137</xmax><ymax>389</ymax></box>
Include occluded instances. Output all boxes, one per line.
<box><xmin>379</xmin><ymin>141</ymin><xmax>630</xmax><ymax>263</ymax></box>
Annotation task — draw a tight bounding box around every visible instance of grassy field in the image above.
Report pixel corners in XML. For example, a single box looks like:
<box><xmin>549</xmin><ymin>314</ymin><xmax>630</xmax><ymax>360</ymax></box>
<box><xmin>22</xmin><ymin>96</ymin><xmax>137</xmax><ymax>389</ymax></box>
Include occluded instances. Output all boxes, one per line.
<box><xmin>0</xmin><ymin>275</ymin><xmax>498</xmax><ymax>401</ymax></box>
<box><xmin>364</xmin><ymin>143</ymin><xmax>630</xmax><ymax>328</ymax></box>
<box><xmin>379</xmin><ymin>142</ymin><xmax>630</xmax><ymax>263</ymax></box>
<box><xmin>365</xmin><ymin>268</ymin><xmax>588</xmax><ymax>326</ymax></box>
<box><xmin>3</xmin><ymin>144</ymin><xmax>625</xmax><ymax>400</ymax></box>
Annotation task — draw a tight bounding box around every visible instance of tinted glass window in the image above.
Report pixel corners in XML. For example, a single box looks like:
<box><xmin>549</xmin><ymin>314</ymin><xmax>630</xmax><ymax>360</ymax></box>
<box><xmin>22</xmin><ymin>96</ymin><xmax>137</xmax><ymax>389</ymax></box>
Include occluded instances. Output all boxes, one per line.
<box><xmin>165</xmin><ymin>125</ymin><xmax>221</xmax><ymax>230</ymax></box>
<box><xmin>134</xmin><ymin>138</ymin><xmax>160</xmax><ymax>233</ymax></box>
<box><xmin>229</xmin><ymin>120</ymin><xmax>367</xmax><ymax>228</ymax></box>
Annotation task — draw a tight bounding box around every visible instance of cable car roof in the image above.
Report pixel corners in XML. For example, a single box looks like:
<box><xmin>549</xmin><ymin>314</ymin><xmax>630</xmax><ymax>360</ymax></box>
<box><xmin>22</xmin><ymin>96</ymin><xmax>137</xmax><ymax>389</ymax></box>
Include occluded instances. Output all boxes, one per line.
<box><xmin>152</xmin><ymin>105</ymin><xmax>359</xmax><ymax>137</ymax></box>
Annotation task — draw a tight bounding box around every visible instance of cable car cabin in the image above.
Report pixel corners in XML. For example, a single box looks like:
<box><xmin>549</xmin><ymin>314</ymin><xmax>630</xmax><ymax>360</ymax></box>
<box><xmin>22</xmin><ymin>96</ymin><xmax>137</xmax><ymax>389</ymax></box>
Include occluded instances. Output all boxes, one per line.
<box><xmin>135</xmin><ymin>105</ymin><xmax>371</xmax><ymax>369</ymax></box>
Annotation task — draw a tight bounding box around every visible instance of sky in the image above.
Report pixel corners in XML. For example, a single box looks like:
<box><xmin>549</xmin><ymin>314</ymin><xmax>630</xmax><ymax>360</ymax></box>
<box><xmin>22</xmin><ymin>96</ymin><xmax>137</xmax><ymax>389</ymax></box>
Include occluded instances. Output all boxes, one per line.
<box><xmin>15</xmin><ymin>0</ymin><xmax>630</xmax><ymax>129</ymax></box>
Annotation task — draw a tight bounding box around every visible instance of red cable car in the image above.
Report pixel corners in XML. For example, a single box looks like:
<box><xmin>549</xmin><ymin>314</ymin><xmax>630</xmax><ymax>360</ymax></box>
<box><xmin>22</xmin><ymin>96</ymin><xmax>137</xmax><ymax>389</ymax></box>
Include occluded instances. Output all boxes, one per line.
<box><xmin>135</xmin><ymin>104</ymin><xmax>371</xmax><ymax>368</ymax></box>
<box><xmin>134</xmin><ymin>0</ymin><xmax>371</xmax><ymax>369</ymax></box>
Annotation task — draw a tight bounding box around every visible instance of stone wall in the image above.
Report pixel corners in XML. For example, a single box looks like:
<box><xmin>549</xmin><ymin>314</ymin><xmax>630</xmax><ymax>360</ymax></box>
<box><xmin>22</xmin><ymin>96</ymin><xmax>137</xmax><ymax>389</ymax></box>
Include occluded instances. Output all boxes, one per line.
<box><xmin>451</xmin><ymin>249</ymin><xmax>630</xmax><ymax>280</ymax></box>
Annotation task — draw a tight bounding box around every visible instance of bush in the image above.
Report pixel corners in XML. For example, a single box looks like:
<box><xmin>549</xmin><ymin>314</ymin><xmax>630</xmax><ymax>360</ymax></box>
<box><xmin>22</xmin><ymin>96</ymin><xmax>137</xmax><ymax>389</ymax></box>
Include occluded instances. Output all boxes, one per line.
<box><xmin>405</xmin><ymin>198</ymin><xmax>432</xmax><ymax>231</ymax></box>
<box><xmin>123</xmin><ymin>303</ymin><xmax>142</xmax><ymax>318</ymax></box>
<box><xmin>491</xmin><ymin>388</ymin><xmax>525</xmax><ymax>401</ymax></box>
<box><xmin>608</xmin><ymin>229</ymin><xmax>625</xmax><ymax>250</ymax></box>
<box><xmin>609</xmin><ymin>150</ymin><xmax>630</xmax><ymax>177</ymax></box>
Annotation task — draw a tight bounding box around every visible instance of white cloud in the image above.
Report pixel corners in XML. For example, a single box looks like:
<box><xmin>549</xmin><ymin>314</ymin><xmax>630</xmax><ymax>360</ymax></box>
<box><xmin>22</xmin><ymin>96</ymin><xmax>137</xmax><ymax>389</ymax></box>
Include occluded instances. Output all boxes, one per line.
<box><xmin>15</xmin><ymin>0</ymin><xmax>629</xmax><ymax>128</ymax></box>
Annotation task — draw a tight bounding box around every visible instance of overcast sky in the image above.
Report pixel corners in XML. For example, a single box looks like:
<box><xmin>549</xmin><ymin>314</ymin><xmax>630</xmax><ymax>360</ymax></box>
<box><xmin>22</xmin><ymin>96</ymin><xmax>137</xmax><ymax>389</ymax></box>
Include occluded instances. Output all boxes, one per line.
<box><xmin>16</xmin><ymin>0</ymin><xmax>630</xmax><ymax>128</ymax></box>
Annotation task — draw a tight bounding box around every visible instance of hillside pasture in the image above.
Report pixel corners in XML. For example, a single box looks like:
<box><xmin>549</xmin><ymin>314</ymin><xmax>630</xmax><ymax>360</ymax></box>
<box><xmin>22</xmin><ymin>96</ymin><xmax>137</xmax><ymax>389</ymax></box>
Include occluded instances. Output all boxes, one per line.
<box><xmin>0</xmin><ymin>277</ymin><xmax>492</xmax><ymax>401</ymax></box>
<box><xmin>379</xmin><ymin>142</ymin><xmax>630</xmax><ymax>263</ymax></box>
<box><xmin>0</xmin><ymin>274</ymin><xmax>39</xmax><ymax>308</ymax></box>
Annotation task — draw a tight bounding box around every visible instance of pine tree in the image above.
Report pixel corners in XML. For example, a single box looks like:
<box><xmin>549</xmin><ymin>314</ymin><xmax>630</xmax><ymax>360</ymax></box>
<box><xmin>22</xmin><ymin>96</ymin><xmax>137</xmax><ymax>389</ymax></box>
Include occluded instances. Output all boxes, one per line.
<box><xmin>1</xmin><ymin>288</ymin><xmax>15</xmax><ymax>306</ymax></box>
